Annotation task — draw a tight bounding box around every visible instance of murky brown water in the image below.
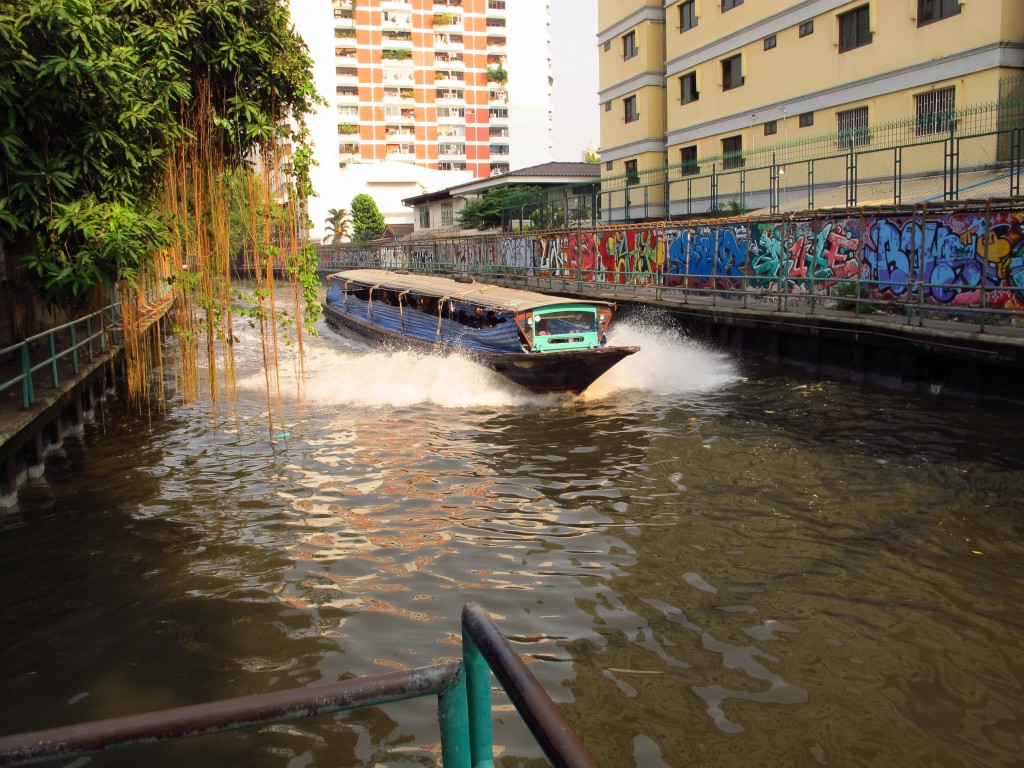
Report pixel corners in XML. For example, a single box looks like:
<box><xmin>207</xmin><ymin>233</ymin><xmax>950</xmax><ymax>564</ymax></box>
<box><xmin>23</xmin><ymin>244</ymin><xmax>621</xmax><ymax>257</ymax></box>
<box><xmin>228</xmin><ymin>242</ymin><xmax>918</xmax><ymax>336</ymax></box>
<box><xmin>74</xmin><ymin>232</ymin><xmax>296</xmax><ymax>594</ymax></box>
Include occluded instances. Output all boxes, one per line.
<box><xmin>1</xmin><ymin>307</ymin><xmax>1023</xmax><ymax>767</ymax></box>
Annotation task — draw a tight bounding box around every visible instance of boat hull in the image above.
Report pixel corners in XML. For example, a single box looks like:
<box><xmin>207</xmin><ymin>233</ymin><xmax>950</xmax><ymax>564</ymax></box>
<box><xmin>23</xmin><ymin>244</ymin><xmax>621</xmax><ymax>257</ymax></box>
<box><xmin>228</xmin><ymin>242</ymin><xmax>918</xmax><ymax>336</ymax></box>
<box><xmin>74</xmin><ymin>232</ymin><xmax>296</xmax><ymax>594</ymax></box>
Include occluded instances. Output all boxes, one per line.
<box><xmin>323</xmin><ymin>303</ymin><xmax>637</xmax><ymax>394</ymax></box>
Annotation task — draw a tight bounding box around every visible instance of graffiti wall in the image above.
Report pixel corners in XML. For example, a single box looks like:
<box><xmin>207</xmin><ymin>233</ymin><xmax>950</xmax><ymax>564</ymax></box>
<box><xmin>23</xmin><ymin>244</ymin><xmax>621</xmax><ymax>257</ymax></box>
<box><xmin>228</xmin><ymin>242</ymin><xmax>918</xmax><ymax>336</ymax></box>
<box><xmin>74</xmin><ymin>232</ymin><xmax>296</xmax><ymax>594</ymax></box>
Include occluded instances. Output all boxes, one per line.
<box><xmin>538</xmin><ymin>212</ymin><xmax>1024</xmax><ymax>309</ymax></box>
<box><xmin>319</xmin><ymin>209</ymin><xmax>1024</xmax><ymax>311</ymax></box>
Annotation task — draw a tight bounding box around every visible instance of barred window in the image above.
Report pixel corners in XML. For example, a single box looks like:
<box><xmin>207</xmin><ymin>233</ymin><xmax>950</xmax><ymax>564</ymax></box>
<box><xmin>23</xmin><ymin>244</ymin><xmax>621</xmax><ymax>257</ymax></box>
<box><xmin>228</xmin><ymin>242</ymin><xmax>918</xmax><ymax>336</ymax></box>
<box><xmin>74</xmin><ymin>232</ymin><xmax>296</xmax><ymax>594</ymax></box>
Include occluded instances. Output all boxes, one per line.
<box><xmin>441</xmin><ymin>202</ymin><xmax>454</xmax><ymax>226</ymax></box>
<box><xmin>722</xmin><ymin>135</ymin><xmax>743</xmax><ymax>169</ymax></box>
<box><xmin>837</xmin><ymin>106</ymin><xmax>870</xmax><ymax>148</ymax></box>
<box><xmin>916</xmin><ymin>87</ymin><xmax>956</xmax><ymax>135</ymax></box>
<box><xmin>681</xmin><ymin>146</ymin><xmax>699</xmax><ymax>176</ymax></box>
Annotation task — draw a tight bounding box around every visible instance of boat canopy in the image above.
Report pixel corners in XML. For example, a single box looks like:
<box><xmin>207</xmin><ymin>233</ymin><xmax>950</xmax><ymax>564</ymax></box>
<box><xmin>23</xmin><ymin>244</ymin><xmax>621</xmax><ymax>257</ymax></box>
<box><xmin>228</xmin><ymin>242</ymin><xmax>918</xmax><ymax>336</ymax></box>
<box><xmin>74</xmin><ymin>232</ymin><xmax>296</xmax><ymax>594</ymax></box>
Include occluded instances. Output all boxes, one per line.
<box><xmin>328</xmin><ymin>269</ymin><xmax>611</xmax><ymax>313</ymax></box>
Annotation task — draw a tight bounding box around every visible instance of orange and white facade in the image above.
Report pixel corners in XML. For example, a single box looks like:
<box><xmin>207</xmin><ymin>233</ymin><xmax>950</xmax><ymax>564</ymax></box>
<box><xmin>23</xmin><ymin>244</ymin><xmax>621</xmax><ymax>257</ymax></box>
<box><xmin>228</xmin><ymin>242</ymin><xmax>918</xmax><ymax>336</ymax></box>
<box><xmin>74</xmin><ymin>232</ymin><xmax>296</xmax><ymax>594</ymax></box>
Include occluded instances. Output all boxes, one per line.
<box><xmin>291</xmin><ymin>0</ymin><xmax>554</xmax><ymax>239</ymax></box>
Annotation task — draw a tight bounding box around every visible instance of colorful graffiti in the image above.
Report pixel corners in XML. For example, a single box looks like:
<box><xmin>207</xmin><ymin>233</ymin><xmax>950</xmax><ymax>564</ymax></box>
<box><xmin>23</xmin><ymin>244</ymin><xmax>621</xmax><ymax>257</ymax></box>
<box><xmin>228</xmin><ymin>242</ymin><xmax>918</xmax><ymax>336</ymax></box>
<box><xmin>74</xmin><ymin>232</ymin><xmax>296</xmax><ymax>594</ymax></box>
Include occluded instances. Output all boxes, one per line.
<box><xmin>541</xmin><ymin>213</ymin><xmax>1024</xmax><ymax>309</ymax></box>
<box><xmin>319</xmin><ymin>210</ymin><xmax>1024</xmax><ymax>311</ymax></box>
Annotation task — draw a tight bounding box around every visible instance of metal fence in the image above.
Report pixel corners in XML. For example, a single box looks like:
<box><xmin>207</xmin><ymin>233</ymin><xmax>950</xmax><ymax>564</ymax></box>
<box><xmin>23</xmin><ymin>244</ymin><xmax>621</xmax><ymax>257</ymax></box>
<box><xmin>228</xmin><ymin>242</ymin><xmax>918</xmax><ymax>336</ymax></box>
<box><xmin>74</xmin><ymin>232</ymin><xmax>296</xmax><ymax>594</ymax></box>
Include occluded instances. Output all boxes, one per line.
<box><xmin>502</xmin><ymin>88</ymin><xmax>1024</xmax><ymax>229</ymax></box>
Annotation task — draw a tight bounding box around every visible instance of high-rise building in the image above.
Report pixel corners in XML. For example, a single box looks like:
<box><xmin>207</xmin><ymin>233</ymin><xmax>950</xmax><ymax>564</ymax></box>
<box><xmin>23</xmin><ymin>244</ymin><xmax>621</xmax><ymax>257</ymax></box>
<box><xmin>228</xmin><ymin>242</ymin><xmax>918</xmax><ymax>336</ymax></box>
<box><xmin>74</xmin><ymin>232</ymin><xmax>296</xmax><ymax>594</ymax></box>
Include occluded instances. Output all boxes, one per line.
<box><xmin>291</xmin><ymin>0</ymin><xmax>554</xmax><ymax>240</ymax></box>
<box><xmin>598</xmin><ymin>0</ymin><xmax>1024</xmax><ymax>218</ymax></box>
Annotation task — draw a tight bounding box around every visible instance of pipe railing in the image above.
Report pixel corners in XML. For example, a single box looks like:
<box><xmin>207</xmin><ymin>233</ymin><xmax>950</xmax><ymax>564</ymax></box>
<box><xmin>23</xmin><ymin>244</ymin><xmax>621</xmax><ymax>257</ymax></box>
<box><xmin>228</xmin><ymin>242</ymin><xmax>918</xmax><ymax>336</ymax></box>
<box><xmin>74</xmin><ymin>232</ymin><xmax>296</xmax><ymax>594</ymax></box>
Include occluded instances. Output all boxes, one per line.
<box><xmin>0</xmin><ymin>304</ymin><xmax>119</xmax><ymax>410</ymax></box>
<box><xmin>0</xmin><ymin>604</ymin><xmax>600</xmax><ymax>768</ymax></box>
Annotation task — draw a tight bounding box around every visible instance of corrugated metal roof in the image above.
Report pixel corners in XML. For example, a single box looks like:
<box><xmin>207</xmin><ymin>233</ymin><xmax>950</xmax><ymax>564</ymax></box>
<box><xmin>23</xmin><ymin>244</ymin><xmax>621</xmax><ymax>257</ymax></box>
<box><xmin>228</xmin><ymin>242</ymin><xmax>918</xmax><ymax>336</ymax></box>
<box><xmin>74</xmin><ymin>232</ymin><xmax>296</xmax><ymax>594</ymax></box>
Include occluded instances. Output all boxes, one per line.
<box><xmin>327</xmin><ymin>269</ymin><xmax>611</xmax><ymax>311</ymax></box>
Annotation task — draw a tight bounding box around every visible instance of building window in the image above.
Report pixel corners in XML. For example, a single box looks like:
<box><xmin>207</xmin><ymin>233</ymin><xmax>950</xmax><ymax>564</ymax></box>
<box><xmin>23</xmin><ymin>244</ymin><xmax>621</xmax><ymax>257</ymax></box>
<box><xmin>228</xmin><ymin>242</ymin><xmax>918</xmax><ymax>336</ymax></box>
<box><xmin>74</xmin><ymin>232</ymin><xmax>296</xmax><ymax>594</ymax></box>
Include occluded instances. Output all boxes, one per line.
<box><xmin>918</xmin><ymin>0</ymin><xmax>960</xmax><ymax>26</ymax></box>
<box><xmin>622</xmin><ymin>30</ymin><xmax>638</xmax><ymax>60</ymax></box>
<box><xmin>722</xmin><ymin>135</ymin><xmax>743</xmax><ymax>169</ymax></box>
<box><xmin>916</xmin><ymin>87</ymin><xmax>956</xmax><ymax>135</ymax></box>
<box><xmin>625</xmin><ymin>159</ymin><xmax>639</xmax><ymax>184</ymax></box>
<box><xmin>681</xmin><ymin>146</ymin><xmax>699</xmax><ymax>176</ymax></box>
<box><xmin>606</xmin><ymin>161</ymin><xmax>614</xmax><ymax>170</ymax></box>
<box><xmin>722</xmin><ymin>0</ymin><xmax>743</xmax><ymax>10</ymax></box>
<box><xmin>764</xmin><ymin>34</ymin><xmax>777</xmax><ymax>50</ymax></box>
<box><xmin>680</xmin><ymin>0</ymin><xmax>697</xmax><ymax>32</ymax></box>
<box><xmin>764</xmin><ymin>120</ymin><xmax>777</xmax><ymax>136</ymax></box>
<box><xmin>603</xmin><ymin>40</ymin><xmax>611</xmax><ymax>52</ymax></box>
<box><xmin>799</xmin><ymin>111</ymin><xmax>814</xmax><ymax>127</ymax></box>
<box><xmin>799</xmin><ymin>20</ymin><xmax>814</xmax><ymax>37</ymax></box>
<box><xmin>624</xmin><ymin>95</ymin><xmax>639</xmax><ymax>123</ymax></box>
<box><xmin>419</xmin><ymin>208</ymin><xmax>430</xmax><ymax>228</ymax></box>
<box><xmin>837</xmin><ymin>106</ymin><xmax>870</xmax><ymax>148</ymax></box>
<box><xmin>721</xmin><ymin>54</ymin><xmax>743</xmax><ymax>91</ymax></box>
<box><xmin>680</xmin><ymin>72</ymin><xmax>699</xmax><ymax>104</ymax></box>
<box><xmin>838</xmin><ymin>5</ymin><xmax>872</xmax><ymax>52</ymax></box>
<box><xmin>441</xmin><ymin>202</ymin><xmax>454</xmax><ymax>226</ymax></box>
<box><xmin>604</xmin><ymin>101</ymin><xmax>612</xmax><ymax>112</ymax></box>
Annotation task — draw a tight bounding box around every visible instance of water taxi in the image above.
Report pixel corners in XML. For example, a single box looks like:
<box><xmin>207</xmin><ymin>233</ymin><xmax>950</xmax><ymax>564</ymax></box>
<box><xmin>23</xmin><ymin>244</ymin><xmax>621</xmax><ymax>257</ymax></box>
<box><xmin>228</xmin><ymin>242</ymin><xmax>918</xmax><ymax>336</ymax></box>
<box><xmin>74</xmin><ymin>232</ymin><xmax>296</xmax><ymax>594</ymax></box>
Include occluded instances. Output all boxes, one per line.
<box><xmin>323</xmin><ymin>269</ymin><xmax>638</xmax><ymax>393</ymax></box>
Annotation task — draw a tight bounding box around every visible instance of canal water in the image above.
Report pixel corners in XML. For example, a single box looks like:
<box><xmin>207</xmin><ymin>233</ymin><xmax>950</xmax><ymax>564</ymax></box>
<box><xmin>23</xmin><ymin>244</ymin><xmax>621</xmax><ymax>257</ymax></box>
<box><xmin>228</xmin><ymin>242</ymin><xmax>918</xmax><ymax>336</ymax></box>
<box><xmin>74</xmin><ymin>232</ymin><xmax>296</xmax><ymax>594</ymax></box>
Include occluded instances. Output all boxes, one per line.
<box><xmin>1</xmin><ymin>303</ymin><xmax>1023</xmax><ymax>768</ymax></box>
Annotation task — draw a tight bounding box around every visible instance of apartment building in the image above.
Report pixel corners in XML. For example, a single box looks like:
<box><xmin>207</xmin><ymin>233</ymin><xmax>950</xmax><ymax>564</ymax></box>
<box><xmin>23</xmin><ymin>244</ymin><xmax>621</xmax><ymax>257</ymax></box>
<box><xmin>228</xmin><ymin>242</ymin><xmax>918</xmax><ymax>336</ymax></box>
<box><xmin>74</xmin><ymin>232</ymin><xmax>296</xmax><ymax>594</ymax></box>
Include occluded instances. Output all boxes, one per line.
<box><xmin>598</xmin><ymin>0</ymin><xmax>1024</xmax><ymax>216</ymax></box>
<box><xmin>291</xmin><ymin>0</ymin><xmax>554</xmax><ymax>239</ymax></box>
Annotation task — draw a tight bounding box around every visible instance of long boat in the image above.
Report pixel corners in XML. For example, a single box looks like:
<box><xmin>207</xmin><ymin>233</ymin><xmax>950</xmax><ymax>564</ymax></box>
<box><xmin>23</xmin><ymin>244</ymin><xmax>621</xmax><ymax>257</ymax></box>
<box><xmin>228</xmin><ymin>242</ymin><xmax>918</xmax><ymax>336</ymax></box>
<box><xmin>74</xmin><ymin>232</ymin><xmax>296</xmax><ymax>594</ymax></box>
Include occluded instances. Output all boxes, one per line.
<box><xmin>322</xmin><ymin>269</ymin><xmax>639</xmax><ymax>394</ymax></box>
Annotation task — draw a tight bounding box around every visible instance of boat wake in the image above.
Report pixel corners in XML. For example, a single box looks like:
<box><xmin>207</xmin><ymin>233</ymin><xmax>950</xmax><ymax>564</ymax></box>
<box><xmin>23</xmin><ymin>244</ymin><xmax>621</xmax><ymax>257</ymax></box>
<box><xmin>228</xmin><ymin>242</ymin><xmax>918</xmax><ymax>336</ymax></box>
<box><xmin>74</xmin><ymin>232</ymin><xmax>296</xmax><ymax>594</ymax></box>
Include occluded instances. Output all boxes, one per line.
<box><xmin>231</xmin><ymin>314</ymin><xmax>742</xmax><ymax>410</ymax></box>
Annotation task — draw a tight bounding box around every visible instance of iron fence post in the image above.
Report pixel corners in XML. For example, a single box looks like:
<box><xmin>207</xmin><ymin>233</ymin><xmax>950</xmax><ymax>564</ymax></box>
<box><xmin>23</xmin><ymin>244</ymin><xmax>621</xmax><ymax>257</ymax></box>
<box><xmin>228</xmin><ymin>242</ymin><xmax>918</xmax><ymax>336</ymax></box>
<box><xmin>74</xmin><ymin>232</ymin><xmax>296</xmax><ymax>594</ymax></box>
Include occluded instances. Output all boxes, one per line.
<box><xmin>48</xmin><ymin>332</ymin><xmax>59</xmax><ymax>388</ymax></box>
<box><xmin>70</xmin><ymin>325</ymin><xmax>79</xmax><ymax>374</ymax></box>
<box><xmin>463</xmin><ymin>630</ymin><xmax>494</xmax><ymax>768</ymax></box>
<box><xmin>20</xmin><ymin>345</ymin><xmax>33</xmax><ymax>408</ymax></box>
<box><xmin>438</xmin><ymin>665</ymin><xmax>473</xmax><ymax>768</ymax></box>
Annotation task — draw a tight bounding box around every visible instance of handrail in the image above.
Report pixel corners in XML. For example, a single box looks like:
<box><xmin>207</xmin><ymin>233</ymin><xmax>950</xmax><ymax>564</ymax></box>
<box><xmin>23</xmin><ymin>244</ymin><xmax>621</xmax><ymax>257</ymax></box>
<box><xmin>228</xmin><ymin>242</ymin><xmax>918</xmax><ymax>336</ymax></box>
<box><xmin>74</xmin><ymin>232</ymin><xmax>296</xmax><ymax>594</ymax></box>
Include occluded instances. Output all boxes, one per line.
<box><xmin>462</xmin><ymin>602</ymin><xmax>600</xmax><ymax>768</ymax></box>
<box><xmin>0</xmin><ymin>304</ymin><xmax>117</xmax><ymax>409</ymax></box>
<box><xmin>0</xmin><ymin>604</ymin><xmax>600</xmax><ymax>768</ymax></box>
<box><xmin>0</xmin><ymin>664</ymin><xmax>466</xmax><ymax>768</ymax></box>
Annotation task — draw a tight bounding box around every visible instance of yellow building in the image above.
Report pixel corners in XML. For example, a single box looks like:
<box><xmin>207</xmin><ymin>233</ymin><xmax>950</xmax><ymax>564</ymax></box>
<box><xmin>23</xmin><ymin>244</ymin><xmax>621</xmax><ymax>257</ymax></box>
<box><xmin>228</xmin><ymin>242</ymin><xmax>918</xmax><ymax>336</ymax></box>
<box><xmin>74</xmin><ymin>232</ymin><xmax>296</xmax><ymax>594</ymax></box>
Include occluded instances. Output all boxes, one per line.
<box><xmin>598</xmin><ymin>0</ymin><xmax>1024</xmax><ymax>218</ymax></box>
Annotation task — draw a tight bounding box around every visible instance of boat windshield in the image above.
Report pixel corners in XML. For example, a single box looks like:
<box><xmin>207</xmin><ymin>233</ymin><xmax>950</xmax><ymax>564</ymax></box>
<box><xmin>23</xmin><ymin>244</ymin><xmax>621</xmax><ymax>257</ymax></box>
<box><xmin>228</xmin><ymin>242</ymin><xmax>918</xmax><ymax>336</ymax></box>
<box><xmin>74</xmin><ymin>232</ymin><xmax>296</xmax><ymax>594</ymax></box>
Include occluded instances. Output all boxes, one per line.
<box><xmin>528</xmin><ymin>307</ymin><xmax>601</xmax><ymax>352</ymax></box>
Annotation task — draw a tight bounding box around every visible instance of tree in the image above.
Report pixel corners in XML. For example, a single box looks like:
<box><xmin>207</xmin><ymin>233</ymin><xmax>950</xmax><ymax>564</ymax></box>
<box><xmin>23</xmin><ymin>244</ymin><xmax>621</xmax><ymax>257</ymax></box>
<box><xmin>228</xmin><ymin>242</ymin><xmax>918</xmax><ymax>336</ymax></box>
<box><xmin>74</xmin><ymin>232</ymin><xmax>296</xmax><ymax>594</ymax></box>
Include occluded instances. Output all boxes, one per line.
<box><xmin>456</xmin><ymin>186</ymin><xmax>533</xmax><ymax>231</ymax></box>
<box><xmin>324</xmin><ymin>208</ymin><xmax>352</xmax><ymax>243</ymax></box>
<box><xmin>0</xmin><ymin>0</ymin><xmax>319</xmax><ymax>308</ymax></box>
<box><xmin>350</xmin><ymin>194</ymin><xmax>385</xmax><ymax>242</ymax></box>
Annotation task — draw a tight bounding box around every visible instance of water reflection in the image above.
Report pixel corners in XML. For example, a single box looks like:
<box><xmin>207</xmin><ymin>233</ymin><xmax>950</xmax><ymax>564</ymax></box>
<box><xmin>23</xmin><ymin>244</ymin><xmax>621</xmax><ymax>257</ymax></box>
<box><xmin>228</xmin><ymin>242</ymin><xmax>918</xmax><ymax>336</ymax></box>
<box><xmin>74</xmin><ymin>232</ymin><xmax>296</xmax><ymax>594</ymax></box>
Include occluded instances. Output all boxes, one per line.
<box><xmin>1</xmin><ymin>311</ymin><xmax>1023</xmax><ymax>767</ymax></box>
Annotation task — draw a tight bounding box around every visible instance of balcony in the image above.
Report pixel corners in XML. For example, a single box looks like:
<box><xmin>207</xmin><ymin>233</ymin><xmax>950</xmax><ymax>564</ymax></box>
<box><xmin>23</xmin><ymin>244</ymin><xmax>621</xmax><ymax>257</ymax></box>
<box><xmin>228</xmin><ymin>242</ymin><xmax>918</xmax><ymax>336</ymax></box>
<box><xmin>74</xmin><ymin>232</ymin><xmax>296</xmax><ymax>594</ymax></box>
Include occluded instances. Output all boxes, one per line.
<box><xmin>433</xmin><ymin>33</ymin><xmax>464</xmax><ymax>50</ymax></box>
<box><xmin>384</xmin><ymin>87</ymin><xmax>416</xmax><ymax>102</ymax></box>
<box><xmin>336</xmin><ymin>66</ymin><xmax>358</xmax><ymax>83</ymax></box>
<box><xmin>335</xmin><ymin>48</ymin><xmax>357</xmax><ymax>64</ymax></box>
<box><xmin>336</xmin><ymin>86</ymin><xmax>360</xmax><ymax>102</ymax></box>
<box><xmin>435</xmin><ymin>88</ymin><xmax>465</xmax><ymax>103</ymax></box>
<box><xmin>384</xmin><ymin>125</ymin><xmax>416</xmax><ymax>137</ymax></box>
<box><xmin>436</xmin><ymin>106</ymin><xmax>465</xmax><ymax>121</ymax></box>
<box><xmin>489</xmin><ymin>143</ymin><xmax>510</xmax><ymax>155</ymax></box>
<box><xmin>384</xmin><ymin>69</ymin><xmax>415</xmax><ymax>85</ymax></box>
<box><xmin>485</xmin><ymin>35</ymin><xmax>506</xmax><ymax>49</ymax></box>
<box><xmin>386</xmin><ymin>143</ymin><xmax>415</xmax><ymax>157</ymax></box>
<box><xmin>434</xmin><ymin>70</ymin><xmax>465</xmax><ymax>84</ymax></box>
<box><xmin>437</xmin><ymin>126</ymin><xmax>465</xmax><ymax>138</ymax></box>
<box><xmin>382</xmin><ymin>11</ymin><xmax>411</xmax><ymax>28</ymax></box>
<box><xmin>438</xmin><ymin>143</ymin><xmax>466</xmax><ymax>157</ymax></box>
<box><xmin>490</xmin><ymin>163</ymin><xmax>510</xmax><ymax>176</ymax></box>
<box><xmin>385</xmin><ymin>106</ymin><xmax>416</xmax><ymax>121</ymax></box>
<box><xmin>432</xmin><ymin>12</ymin><xmax>463</xmax><ymax>30</ymax></box>
<box><xmin>338</xmin><ymin>142</ymin><xmax>360</xmax><ymax>155</ymax></box>
<box><xmin>488</xmin><ymin>88</ymin><xmax>508</xmax><ymax>105</ymax></box>
<box><xmin>381</xmin><ymin>0</ymin><xmax>412</xmax><ymax>8</ymax></box>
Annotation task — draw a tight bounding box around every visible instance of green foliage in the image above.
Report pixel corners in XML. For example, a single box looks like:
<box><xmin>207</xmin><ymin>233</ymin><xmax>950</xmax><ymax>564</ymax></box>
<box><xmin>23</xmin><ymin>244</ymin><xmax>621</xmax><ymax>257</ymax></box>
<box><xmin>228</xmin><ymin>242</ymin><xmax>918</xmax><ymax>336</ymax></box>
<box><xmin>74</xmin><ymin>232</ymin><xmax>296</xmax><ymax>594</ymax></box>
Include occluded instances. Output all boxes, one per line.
<box><xmin>0</xmin><ymin>0</ymin><xmax>320</xmax><ymax>308</ymax></box>
<box><xmin>324</xmin><ymin>207</ymin><xmax>352</xmax><ymax>243</ymax></box>
<box><xmin>350</xmin><ymin>194</ymin><xmax>385</xmax><ymax>242</ymax></box>
<box><xmin>433</xmin><ymin>12</ymin><xmax>454</xmax><ymax>25</ymax></box>
<box><xmin>456</xmin><ymin>186</ymin><xmax>534</xmax><ymax>231</ymax></box>
<box><xmin>485</xmin><ymin>65</ymin><xmax>507</xmax><ymax>85</ymax></box>
<box><xmin>381</xmin><ymin>48</ymin><xmax>410</xmax><ymax>60</ymax></box>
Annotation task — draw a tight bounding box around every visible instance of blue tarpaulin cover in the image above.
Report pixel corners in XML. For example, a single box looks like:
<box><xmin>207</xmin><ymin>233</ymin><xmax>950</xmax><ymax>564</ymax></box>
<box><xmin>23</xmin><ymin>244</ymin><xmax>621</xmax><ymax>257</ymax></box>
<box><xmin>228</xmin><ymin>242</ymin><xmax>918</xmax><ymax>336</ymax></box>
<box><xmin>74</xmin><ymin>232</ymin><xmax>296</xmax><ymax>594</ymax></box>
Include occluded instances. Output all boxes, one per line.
<box><xmin>325</xmin><ymin>282</ymin><xmax>524</xmax><ymax>354</ymax></box>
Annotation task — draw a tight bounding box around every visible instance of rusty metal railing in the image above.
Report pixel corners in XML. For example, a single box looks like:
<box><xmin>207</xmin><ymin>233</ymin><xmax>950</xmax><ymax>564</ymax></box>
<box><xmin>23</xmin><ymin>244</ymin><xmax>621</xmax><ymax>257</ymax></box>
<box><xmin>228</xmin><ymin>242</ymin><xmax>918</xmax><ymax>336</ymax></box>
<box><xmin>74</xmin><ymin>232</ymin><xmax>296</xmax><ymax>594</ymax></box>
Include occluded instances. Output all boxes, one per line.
<box><xmin>0</xmin><ymin>603</ymin><xmax>599</xmax><ymax>768</ymax></box>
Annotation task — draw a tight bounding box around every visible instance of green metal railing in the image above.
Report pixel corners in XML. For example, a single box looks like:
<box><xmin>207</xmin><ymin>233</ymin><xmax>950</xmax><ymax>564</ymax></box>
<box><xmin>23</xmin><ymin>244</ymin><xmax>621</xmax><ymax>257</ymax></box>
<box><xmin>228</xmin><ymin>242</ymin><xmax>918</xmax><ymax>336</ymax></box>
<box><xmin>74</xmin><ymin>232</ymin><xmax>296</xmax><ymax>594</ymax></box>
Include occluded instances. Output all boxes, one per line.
<box><xmin>0</xmin><ymin>603</ymin><xmax>599</xmax><ymax>768</ymax></box>
<box><xmin>0</xmin><ymin>303</ymin><xmax>122</xmax><ymax>410</ymax></box>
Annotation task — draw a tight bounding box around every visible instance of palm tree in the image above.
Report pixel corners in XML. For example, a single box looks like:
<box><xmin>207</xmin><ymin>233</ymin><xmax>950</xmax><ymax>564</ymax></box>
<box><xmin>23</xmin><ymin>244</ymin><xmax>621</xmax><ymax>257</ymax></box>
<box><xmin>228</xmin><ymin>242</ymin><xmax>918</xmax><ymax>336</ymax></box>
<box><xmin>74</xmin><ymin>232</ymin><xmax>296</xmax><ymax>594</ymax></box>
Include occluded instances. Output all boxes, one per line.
<box><xmin>324</xmin><ymin>207</ymin><xmax>352</xmax><ymax>243</ymax></box>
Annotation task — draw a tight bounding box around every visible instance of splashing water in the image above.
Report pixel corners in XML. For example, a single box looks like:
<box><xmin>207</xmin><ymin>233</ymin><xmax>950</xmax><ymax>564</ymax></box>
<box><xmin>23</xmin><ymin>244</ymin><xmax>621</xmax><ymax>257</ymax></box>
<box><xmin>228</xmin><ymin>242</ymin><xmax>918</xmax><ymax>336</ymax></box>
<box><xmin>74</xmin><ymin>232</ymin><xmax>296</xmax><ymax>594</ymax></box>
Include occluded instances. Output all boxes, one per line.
<box><xmin>231</xmin><ymin>312</ymin><xmax>742</xmax><ymax>410</ymax></box>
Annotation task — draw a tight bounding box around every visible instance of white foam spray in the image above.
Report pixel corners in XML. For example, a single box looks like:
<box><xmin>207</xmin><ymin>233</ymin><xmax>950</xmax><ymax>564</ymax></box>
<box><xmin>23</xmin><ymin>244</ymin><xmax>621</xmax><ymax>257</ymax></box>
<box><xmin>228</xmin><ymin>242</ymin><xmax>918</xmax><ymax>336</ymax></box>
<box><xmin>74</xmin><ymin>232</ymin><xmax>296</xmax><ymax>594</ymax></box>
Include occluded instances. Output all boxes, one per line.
<box><xmin>230</xmin><ymin>313</ymin><xmax>742</xmax><ymax>410</ymax></box>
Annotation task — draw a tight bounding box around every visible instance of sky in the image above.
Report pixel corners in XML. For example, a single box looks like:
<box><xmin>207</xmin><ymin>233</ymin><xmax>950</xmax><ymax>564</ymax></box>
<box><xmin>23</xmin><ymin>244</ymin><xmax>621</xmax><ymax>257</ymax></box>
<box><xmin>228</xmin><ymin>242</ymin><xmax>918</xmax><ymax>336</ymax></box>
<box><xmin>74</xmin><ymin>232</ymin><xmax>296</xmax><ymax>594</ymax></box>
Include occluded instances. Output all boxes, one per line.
<box><xmin>550</xmin><ymin>0</ymin><xmax>600</xmax><ymax>161</ymax></box>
